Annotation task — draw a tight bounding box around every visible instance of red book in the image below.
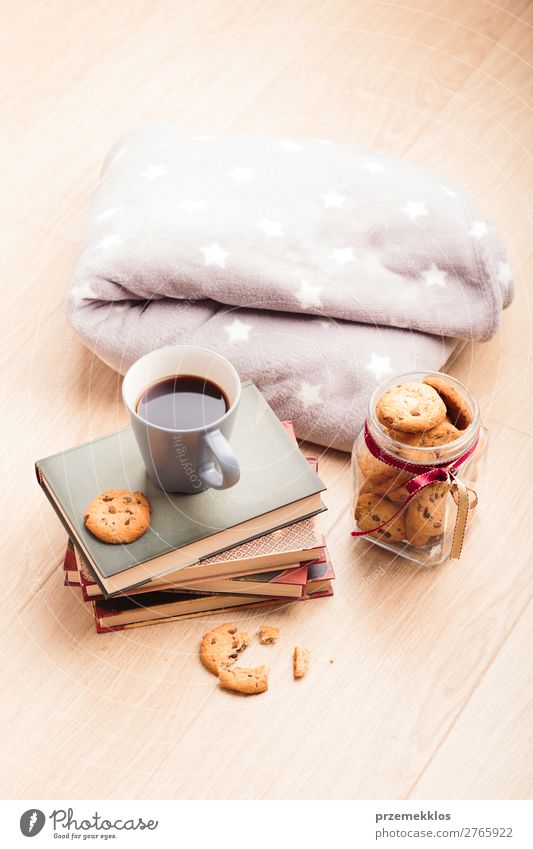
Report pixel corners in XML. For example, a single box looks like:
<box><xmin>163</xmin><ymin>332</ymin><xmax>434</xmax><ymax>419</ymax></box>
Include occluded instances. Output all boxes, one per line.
<box><xmin>63</xmin><ymin>540</ymin><xmax>80</xmax><ymax>586</ymax></box>
<box><xmin>274</xmin><ymin>551</ymin><xmax>335</xmax><ymax>596</ymax></box>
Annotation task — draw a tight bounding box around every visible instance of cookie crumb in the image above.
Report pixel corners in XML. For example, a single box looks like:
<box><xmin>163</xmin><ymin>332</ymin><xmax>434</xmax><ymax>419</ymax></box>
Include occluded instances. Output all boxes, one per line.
<box><xmin>293</xmin><ymin>646</ymin><xmax>310</xmax><ymax>679</ymax></box>
<box><xmin>259</xmin><ymin>625</ymin><xmax>279</xmax><ymax>645</ymax></box>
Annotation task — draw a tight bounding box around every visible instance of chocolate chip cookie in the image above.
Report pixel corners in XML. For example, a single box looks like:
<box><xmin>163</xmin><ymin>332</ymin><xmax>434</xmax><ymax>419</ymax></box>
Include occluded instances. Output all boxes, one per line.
<box><xmin>376</xmin><ymin>381</ymin><xmax>447</xmax><ymax>433</ymax></box>
<box><xmin>406</xmin><ymin>483</ymin><xmax>448</xmax><ymax>546</ymax></box>
<box><xmin>219</xmin><ymin>665</ymin><xmax>268</xmax><ymax>694</ymax></box>
<box><xmin>388</xmin><ymin>418</ymin><xmax>462</xmax><ymax>448</ymax></box>
<box><xmin>423</xmin><ymin>375</ymin><xmax>472</xmax><ymax>430</ymax></box>
<box><xmin>358</xmin><ymin>447</ymin><xmax>397</xmax><ymax>485</ymax></box>
<box><xmin>363</xmin><ymin>469</ymin><xmax>412</xmax><ymax>496</ymax></box>
<box><xmin>355</xmin><ymin>492</ymin><xmax>406</xmax><ymax>541</ymax></box>
<box><xmin>200</xmin><ymin>622</ymin><xmax>250</xmax><ymax>676</ymax></box>
<box><xmin>84</xmin><ymin>489</ymin><xmax>151</xmax><ymax>544</ymax></box>
<box><xmin>386</xmin><ymin>483</ymin><xmax>411</xmax><ymax>504</ymax></box>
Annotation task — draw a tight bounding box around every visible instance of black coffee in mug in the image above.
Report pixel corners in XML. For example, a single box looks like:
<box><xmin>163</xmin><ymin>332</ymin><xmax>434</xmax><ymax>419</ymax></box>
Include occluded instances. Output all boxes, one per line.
<box><xmin>136</xmin><ymin>375</ymin><xmax>229</xmax><ymax>429</ymax></box>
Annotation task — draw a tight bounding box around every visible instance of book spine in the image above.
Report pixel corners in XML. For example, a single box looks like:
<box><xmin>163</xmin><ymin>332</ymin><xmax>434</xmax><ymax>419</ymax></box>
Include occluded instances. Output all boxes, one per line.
<box><xmin>92</xmin><ymin>598</ymin><xmax>281</xmax><ymax>633</ymax></box>
<box><xmin>64</xmin><ymin>551</ymin><xmax>82</xmax><ymax>588</ymax></box>
<box><xmin>65</xmin><ymin>573</ymin><xmax>82</xmax><ymax>588</ymax></box>
<box><xmin>36</xmin><ymin>469</ymin><xmax>110</xmax><ymax>597</ymax></box>
<box><xmin>298</xmin><ymin>586</ymin><xmax>334</xmax><ymax>601</ymax></box>
<box><xmin>94</xmin><ymin>620</ymin><xmax>122</xmax><ymax>634</ymax></box>
<box><xmin>36</xmin><ymin>466</ymin><xmax>82</xmax><ymax>553</ymax></box>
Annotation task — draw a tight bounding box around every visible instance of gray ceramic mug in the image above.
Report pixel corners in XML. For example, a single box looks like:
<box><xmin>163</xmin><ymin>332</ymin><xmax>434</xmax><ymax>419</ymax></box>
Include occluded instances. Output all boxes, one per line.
<box><xmin>122</xmin><ymin>345</ymin><xmax>241</xmax><ymax>493</ymax></box>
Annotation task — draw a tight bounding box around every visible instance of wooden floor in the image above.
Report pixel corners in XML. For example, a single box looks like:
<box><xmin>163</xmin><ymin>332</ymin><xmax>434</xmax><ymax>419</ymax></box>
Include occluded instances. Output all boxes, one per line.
<box><xmin>1</xmin><ymin>0</ymin><xmax>531</xmax><ymax>800</ymax></box>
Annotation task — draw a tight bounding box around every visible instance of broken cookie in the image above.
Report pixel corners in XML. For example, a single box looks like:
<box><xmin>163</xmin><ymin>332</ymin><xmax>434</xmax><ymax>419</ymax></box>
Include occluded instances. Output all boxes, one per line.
<box><xmin>293</xmin><ymin>646</ymin><xmax>310</xmax><ymax>679</ymax></box>
<box><xmin>219</xmin><ymin>665</ymin><xmax>268</xmax><ymax>695</ymax></box>
<box><xmin>200</xmin><ymin>622</ymin><xmax>249</xmax><ymax>676</ymax></box>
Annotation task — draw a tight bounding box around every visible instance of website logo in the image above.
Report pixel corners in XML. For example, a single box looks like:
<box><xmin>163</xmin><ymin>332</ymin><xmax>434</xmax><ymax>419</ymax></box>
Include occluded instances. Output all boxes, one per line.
<box><xmin>20</xmin><ymin>809</ymin><xmax>46</xmax><ymax>837</ymax></box>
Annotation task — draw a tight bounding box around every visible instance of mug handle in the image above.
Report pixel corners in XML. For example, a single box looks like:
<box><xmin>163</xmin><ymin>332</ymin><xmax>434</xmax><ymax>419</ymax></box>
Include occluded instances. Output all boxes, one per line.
<box><xmin>198</xmin><ymin>429</ymin><xmax>240</xmax><ymax>490</ymax></box>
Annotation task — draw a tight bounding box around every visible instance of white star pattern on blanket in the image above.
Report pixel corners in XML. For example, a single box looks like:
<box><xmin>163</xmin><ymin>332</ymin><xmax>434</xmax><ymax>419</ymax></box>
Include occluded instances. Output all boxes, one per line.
<box><xmin>67</xmin><ymin>127</ymin><xmax>513</xmax><ymax>453</ymax></box>
<box><xmin>96</xmin><ymin>234</ymin><xmax>123</xmax><ymax>250</ymax></box>
<box><xmin>330</xmin><ymin>247</ymin><xmax>356</xmax><ymax>265</ymax></box>
<box><xmin>365</xmin><ymin>353</ymin><xmax>393</xmax><ymax>380</ymax></box>
<box><xmin>297</xmin><ymin>381</ymin><xmax>322</xmax><ymax>408</ymax></box>
<box><xmin>142</xmin><ymin>164</ymin><xmax>168</xmax><ymax>181</ymax></box>
<box><xmin>296</xmin><ymin>280</ymin><xmax>322</xmax><ymax>309</ymax></box>
<box><xmin>228</xmin><ymin>166</ymin><xmax>255</xmax><ymax>181</ymax></box>
<box><xmin>181</xmin><ymin>200</ymin><xmax>208</xmax><ymax>211</ymax></box>
<box><xmin>497</xmin><ymin>261</ymin><xmax>512</xmax><ymax>287</ymax></box>
<box><xmin>201</xmin><ymin>243</ymin><xmax>230</xmax><ymax>268</ymax></box>
<box><xmin>401</xmin><ymin>200</ymin><xmax>428</xmax><ymax>221</ymax></box>
<box><xmin>322</xmin><ymin>190</ymin><xmax>345</xmax><ymax>208</ymax></box>
<box><xmin>95</xmin><ymin>207</ymin><xmax>119</xmax><ymax>223</ymax></box>
<box><xmin>469</xmin><ymin>221</ymin><xmax>488</xmax><ymax>239</ymax></box>
<box><xmin>225</xmin><ymin>318</ymin><xmax>252</xmax><ymax>344</ymax></box>
<box><xmin>257</xmin><ymin>219</ymin><xmax>284</xmax><ymax>237</ymax></box>
<box><xmin>362</xmin><ymin>161</ymin><xmax>386</xmax><ymax>173</ymax></box>
<box><xmin>422</xmin><ymin>263</ymin><xmax>447</xmax><ymax>288</ymax></box>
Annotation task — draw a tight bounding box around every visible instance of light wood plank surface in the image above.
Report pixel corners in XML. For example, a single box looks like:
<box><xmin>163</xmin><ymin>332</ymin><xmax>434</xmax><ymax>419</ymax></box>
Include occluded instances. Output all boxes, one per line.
<box><xmin>0</xmin><ymin>0</ymin><xmax>531</xmax><ymax>800</ymax></box>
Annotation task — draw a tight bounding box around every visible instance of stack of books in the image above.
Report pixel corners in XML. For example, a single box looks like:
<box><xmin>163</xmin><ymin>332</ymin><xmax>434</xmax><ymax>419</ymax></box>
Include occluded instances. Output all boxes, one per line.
<box><xmin>37</xmin><ymin>383</ymin><xmax>334</xmax><ymax>632</ymax></box>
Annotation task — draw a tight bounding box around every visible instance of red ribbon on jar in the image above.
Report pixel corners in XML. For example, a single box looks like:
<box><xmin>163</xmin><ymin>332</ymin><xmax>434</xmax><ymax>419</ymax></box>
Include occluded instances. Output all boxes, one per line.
<box><xmin>351</xmin><ymin>421</ymin><xmax>479</xmax><ymax>559</ymax></box>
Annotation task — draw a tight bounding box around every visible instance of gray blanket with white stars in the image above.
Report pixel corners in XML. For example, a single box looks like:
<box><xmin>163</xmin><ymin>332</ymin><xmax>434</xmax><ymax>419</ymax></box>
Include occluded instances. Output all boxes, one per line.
<box><xmin>66</xmin><ymin>123</ymin><xmax>512</xmax><ymax>450</ymax></box>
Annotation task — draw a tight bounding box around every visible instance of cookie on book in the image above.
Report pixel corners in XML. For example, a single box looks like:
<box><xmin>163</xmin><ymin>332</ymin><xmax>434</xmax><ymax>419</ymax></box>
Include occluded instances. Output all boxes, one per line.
<box><xmin>219</xmin><ymin>665</ymin><xmax>268</xmax><ymax>695</ymax></box>
<box><xmin>259</xmin><ymin>626</ymin><xmax>279</xmax><ymax>644</ymax></box>
<box><xmin>376</xmin><ymin>381</ymin><xmax>446</xmax><ymax>433</ymax></box>
<box><xmin>293</xmin><ymin>647</ymin><xmax>309</xmax><ymax>679</ymax></box>
<box><xmin>84</xmin><ymin>489</ymin><xmax>151</xmax><ymax>544</ymax></box>
<box><xmin>200</xmin><ymin>622</ymin><xmax>250</xmax><ymax>676</ymax></box>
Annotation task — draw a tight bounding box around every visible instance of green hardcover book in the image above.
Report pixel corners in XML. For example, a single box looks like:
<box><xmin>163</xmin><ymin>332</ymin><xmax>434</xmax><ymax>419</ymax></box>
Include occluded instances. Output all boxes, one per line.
<box><xmin>36</xmin><ymin>382</ymin><xmax>326</xmax><ymax>596</ymax></box>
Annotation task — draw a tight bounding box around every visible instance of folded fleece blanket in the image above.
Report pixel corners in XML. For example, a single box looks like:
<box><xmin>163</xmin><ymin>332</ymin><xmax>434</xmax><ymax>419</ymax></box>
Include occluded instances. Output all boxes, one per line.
<box><xmin>66</xmin><ymin>124</ymin><xmax>512</xmax><ymax>451</ymax></box>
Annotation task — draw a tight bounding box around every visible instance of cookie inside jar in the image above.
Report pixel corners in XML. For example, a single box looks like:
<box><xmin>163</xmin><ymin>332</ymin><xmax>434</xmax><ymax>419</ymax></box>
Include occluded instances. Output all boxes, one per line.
<box><xmin>351</xmin><ymin>371</ymin><xmax>484</xmax><ymax>566</ymax></box>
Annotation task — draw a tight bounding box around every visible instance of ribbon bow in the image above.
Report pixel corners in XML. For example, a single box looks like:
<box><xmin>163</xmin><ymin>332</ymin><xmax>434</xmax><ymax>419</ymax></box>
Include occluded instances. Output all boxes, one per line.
<box><xmin>351</xmin><ymin>421</ymin><xmax>479</xmax><ymax>559</ymax></box>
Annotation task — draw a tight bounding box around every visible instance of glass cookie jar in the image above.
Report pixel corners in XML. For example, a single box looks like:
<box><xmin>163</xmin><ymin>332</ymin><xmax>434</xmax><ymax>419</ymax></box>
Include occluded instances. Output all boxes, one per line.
<box><xmin>351</xmin><ymin>372</ymin><xmax>487</xmax><ymax>566</ymax></box>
